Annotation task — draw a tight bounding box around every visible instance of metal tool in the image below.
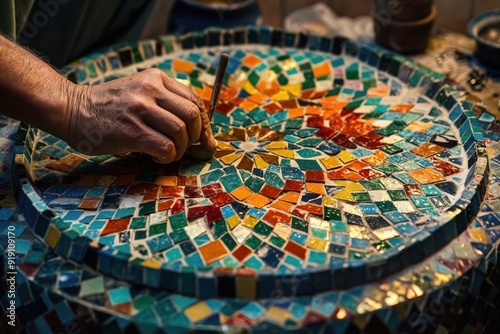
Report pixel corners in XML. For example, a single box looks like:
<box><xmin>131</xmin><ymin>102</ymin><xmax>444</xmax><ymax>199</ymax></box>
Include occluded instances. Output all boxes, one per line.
<box><xmin>187</xmin><ymin>53</ymin><xmax>229</xmax><ymax>161</ymax></box>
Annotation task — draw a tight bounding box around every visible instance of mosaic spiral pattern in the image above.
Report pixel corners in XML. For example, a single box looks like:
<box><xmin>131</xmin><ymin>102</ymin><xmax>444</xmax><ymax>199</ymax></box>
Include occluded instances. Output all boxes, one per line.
<box><xmin>17</xmin><ymin>31</ymin><xmax>487</xmax><ymax>299</ymax></box>
<box><xmin>2</xmin><ymin>27</ymin><xmax>500</xmax><ymax>333</ymax></box>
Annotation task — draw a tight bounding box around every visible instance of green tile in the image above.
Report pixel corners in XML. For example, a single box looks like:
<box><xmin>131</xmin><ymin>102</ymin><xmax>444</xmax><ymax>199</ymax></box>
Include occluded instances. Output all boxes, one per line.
<box><xmin>254</xmin><ymin>221</ymin><xmax>273</xmax><ymax>237</ymax></box>
<box><xmin>221</xmin><ymin>233</ymin><xmax>237</xmax><ymax>250</ymax></box>
<box><xmin>245</xmin><ymin>235</ymin><xmax>262</xmax><ymax>250</ymax></box>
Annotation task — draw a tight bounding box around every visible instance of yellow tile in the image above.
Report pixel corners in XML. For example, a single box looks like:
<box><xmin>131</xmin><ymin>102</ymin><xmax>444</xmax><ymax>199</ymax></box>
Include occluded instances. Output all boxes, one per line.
<box><xmin>243</xmin><ymin>216</ymin><xmax>259</xmax><ymax>228</ymax></box>
<box><xmin>266</xmin><ymin>306</ymin><xmax>290</xmax><ymax>325</ymax></box>
<box><xmin>231</xmin><ymin>185</ymin><xmax>253</xmax><ymax>201</ymax></box>
<box><xmin>338</xmin><ymin>150</ymin><xmax>356</xmax><ymax>163</ymax></box>
<box><xmin>243</xmin><ymin>80</ymin><xmax>259</xmax><ymax>95</ymax></box>
<box><xmin>254</xmin><ymin>155</ymin><xmax>269</xmax><ymax>169</ymax></box>
<box><xmin>333</xmin><ymin>189</ymin><xmax>355</xmax><ymax>202</ymax></box>
<box><xmin>226</xmin><ymin>215</ymin><xmax>241</xmax><ymax>230</ymax></box>
<box><xmin>468</xmin><ymin>229</ymin><xmax>490</xmax><ymax>243</ymax></box>
<box><xmin>334</xmin><ymin>181</ymin><xmax>365</xmax><ymax>191</ymax></box>
<box><xmin>236</xmin><ymin>276</ymin><xmax>257</xmax><ymax>299</ymax></box>
<box><xmin>307</xmin><ymin>237</ymin><xmax>328</xmax><ymax>252</ymax></box>
<box><xmin>323</xmin><ymin>197</ymin><xmax>338</xmax><ymax>206</ymax></box>
<box><xmin>245</xmin><ymin>194</ymin><xmax>271</xmax><ymax>209</ymax></box>
<box><xmin>220</xmin><ymin>153</ymin><xmax>242</xmax><ymax>165</ymax></box>
<box><xmin>271</xmin><ymin>90</ymin><xmax>290</xmax><ymax>101</ymax></box>
<box><xmin>217</xmin><ymin>142</ymin><xmax>233</xmax><ymax>150</ymax></box>
<box><xmin>155</xmin><ymin>175</ymin><xmax>176</xmax><ymax>186</ymax></box>
<box><xmin>268</xmin><ymin>149</ymin><xmax>294</xmax><ymax>159</ymax></box>
<box><xmin>306</xmin><ymin>183</ymin><xmax>326</xmax><ymax>195</ymax></box>
<box><xmin>184</xmin><ymin>302</ymin><xmax>213</xmax><ymax>322</ymax></box>
<box><xmin>142</xmin><ymin>259</ymin><xmax>162</xmax><ymax>269</ymax></box>
<box><xmin>282</xmin><ymin>83</ymin><xmax>302</xmax><ymax>97</ymax></box>
<box><xmin>320</xmin><ymin>156</ymin><xmax>342</xmax><ymax>170</ymax></box>
<box><xmin>264</xmin><ymin>141</ymin><xmax>287</xmax><ymax>149</ymax></box>
<box><xmin>44</xmin><ymin>225</ymin><xmax>61</xmax><ymax>249</ymax></box>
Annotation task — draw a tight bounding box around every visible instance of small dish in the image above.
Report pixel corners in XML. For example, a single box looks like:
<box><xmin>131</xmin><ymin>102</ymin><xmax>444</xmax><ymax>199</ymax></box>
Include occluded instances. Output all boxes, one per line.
<box><xmin>468</xmin><ymin>9</ymin><xmax>500</xmax><ymax>69</ymax></box>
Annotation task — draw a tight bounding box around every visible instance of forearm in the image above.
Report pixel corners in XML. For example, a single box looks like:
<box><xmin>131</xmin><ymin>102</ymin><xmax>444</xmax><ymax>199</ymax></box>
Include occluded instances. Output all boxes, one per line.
<box><xmin>0</xmin><ymin>35</ymin><xmax>77</xmax><ymax>140</ymax></box>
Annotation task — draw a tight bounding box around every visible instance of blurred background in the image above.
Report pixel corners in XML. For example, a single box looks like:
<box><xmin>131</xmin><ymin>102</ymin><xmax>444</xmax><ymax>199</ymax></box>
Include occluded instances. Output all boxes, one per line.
<box><xmin>257</xmin><ymin>0</ymin><xmax>497</xmax><ymax>34</ymax></box>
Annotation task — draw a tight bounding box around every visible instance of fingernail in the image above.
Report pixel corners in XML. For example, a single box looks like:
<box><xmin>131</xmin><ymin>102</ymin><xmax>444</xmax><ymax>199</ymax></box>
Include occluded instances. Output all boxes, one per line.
<box><xmin>210</xmin><ymin>137</ymin><xmax>217</xmax><ymax>150</ymax></box>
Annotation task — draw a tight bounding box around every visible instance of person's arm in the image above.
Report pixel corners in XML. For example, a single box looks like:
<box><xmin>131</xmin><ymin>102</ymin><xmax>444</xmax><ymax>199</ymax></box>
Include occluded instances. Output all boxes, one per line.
<box><xmin>0</xmin><ymin>35</ymin><xmax>216</xmax><ymax>163</ymax></box>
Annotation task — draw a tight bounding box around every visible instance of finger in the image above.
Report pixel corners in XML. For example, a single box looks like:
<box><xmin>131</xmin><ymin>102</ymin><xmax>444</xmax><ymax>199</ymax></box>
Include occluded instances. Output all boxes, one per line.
<box><xmin>156</xmin><ymin>91</ymin><xmax>202</xmax><ymax>145</ymax></box>
<box><xmin>142</xmin><ymin>105</ymin><xmax>190</xmax><ymax>161</ymax></box>
<box><xmin>134</xmin><ymin>126</ymin><xmax>177</xmax><ymax>164</ymax></box>
<box><xmin>199</xmin><ymin>103</ymin><xmax>217</xmax><ymax>151</ymax></box>
<box><xmin>161</xmin><ymin>73</ymin><xmax>195</xmax><ymax>100</ymax></box>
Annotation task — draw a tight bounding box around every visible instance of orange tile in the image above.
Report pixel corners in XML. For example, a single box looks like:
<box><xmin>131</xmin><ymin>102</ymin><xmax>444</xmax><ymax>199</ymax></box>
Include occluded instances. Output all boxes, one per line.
<box><xmin>245</xmin><ymin>194</ymin><xmax>271</xmax><ymax>209</ymax></box>
<box><xmin>46</xmin><ymin>154</ymin><xmax>85</xmax><ymax>173</ymax></box>
<box><xmin>312</xmin><ymin>62</ymin><xmax>332</xmax><ymax>77</ymax></box>
<box><xmin>270</xmin><ymin>200</ymin><xmax>293</xmax><ymax>212</ymax></box>
<box><xmin>199</xmin><ymin>240</ymin><xmax>228</xmax><ymax>265</ymax></box>
<box><xmin>288</xmin><ymin>107</ymin><xmax>305</xmax><ymax>118</ymax></box>
<box><xmin>367</xmin><ymin>85</ymin><xmax>389</xmax><ymax>97</ymax></box>
<box><xmin>239</xmin><ymin>99</ymin><xmax>259</xmax><ymax>111</ymax></box>
<box><xmin>262</xmin><ymin>209</ymin><xmax>291</xmax><ymax>226</ymax></box>
<box><xmin>256</xmin><ymin>80</ymin><xmax>280</xmax><ymax>96</ymax></box>
<box><xmin>173</xmin><ymin>58</ymin><xmax>195</xmax><ymax>73</ymax></box>
<box><xmin>305</xmin><ymin>106</ymin><xmax>321</xmax><ymax>115</ymax></box>
<box><xmin>390</xmin><ymin>104</ymin><xmax>414</xmax><ymax>113</ymax></box>
<box><xmin>155</xmin><ymin>175</ymin><xmax>177</xmax><ymax>186</ymax></box>
<box><xmin>247</xmin><ymin>93</ymin><xmax>268</xmax><ymax>104</ymax></box>
<box><xmin>242</xmin><ymin>54</ymin><xmax>262</xmax><ymax>67</ymax></box>
<box><xmin>231</xmin><ymin>185</ymin><xmax>253</xmax><ymax>201</ymax></box>
<box><xmin>279</xmin><ymin>191</ymin><xmax>300</xmax><ymax>204</ymax></box>
<box><xmin>306</xmin><ymin>183</ymin><xmax>326</xmax><ymax>195</ymax></box>
<box><xmin>408</xmin><ymin>168</ymin><xmax>446</xmax><ymax>184</ymax></box>
<box><xmin>345</xmin><ymin>160</ymin><xmax>369</xmax><ymax>172</ymax></box>
<box><xmin>411</xmin><ymin>143</ymin><xmax>445</xmax><ymax>157</ymax></box>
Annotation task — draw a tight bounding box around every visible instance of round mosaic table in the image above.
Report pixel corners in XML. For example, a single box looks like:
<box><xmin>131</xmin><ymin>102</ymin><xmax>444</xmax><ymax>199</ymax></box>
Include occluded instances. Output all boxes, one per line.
<box><xmin>2</xmin><ymin>27</ymin><xmax>500</xmax><ymax>333</ymax></box>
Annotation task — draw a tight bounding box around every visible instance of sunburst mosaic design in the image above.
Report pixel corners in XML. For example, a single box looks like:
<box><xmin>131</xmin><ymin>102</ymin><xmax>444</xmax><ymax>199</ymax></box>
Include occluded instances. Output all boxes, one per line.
<box><xmin>4</xmin><ymin>27</ymin><xmax>500</xmax><ymax>333</ymax></box>
<box><xmin>20</xmin><ymin>35</ymin><xmax>486</xmax><ymax>298</ymax></box>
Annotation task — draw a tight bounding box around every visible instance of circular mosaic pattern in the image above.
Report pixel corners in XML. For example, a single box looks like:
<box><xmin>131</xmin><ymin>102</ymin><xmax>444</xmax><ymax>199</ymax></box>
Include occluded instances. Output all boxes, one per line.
<box><xmin>20</xmin><ymin>33</ymin><xmax>486</xmax><ymax>298</ymax></box>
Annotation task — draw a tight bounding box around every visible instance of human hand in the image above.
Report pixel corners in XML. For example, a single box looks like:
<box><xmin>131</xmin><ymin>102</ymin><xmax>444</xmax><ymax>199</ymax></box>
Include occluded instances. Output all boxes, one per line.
<box><xmin>64</xmin><ymin>68</ymin><xmax>216</xmax><ymax>163</ymax></box>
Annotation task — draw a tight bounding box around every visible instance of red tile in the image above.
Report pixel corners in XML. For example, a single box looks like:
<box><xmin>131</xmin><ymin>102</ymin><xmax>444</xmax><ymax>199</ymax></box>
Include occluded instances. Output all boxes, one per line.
<box><xmin>185</xmin><ymin>186</ymin><xmax>203</xmax><ymax>198</ymax></box>
<box><xmin>263</xmin><ymin>102</ymin><xmax>283</xmax><ymax>114</ymax></box>
<box><xmin>358</xmin><ymin>168</ymin><xmax>384</xmax><ymax>180</ymax></box>
<box><xmin>404</xmin><ymin>184</ymin><xmax>423</xmax><ymax>196</ymax></box>
<box><xmin>307</xmin><ymin>116</ymin><xmax>324</xmax><ymax>128</ymax></box>
<box><xmin>143</xmin><ymin>187</ymin><xmax>160</xmax><ymax>201</ymax></box>
<box><xmin>160</xmin><ymin>186</ymin><xmax>183</xmax><ymax>198</ymax></box>
<box><xmin>429</xmin><ymin>157</ymin><xmax>462</xmax><ymax>176</ymax></box>
<box><xmin>158</xmin><ymin>199</ymin><xmax>173</xmax><ymax>211</ymax></box>
<box><xmin>284</xmin><ymin>241</ymin><xmax>306</xmax><ymax>260</ymax></box>
<box><xmin>171</xmin><ymin>199</ymin><xmax>185</xmax><ymax>214</ymax></box>
<box><xmin>233</xmin><ymin>245</ymin><xmax>252</xmax><ymax>262</ymax></box>
<box><xmin>100</xmin><ymin>217</ymin><xmax>131</xmax><ymax>236</ymax></box>
<box><xmin>187</xmin><ymin>205</ymin><xmax>211</xmax><ymax>219</ymax></box>
<box><xmin>127</xmin><ymin>182</ymin><xmax>157</xmax><ymax>195</ymax></box>
<box><xmin>315</xmin><ymin>127</ymin><xmax>336</xmax><ymax>139</ymax></box>
<box><xmin>332</xmin><ymin>134</ymin><xmax>357</xmax><ymax>149</ymax></box>
<box><xmin>260</xmin><ymin>184</ymin><xmax>282</xmax><ymax>199</ymax></box>
<box><xmin>262</xmin><ymin>209</ymin><xmax>291</xmax><ymax>226</ymax></box>
<box><xmin>206</xmin><ymin>206</ymin><xmax>223</xmax><ymax>223</ymax></box>
<box><xmin>294</xmin><ymin>204</ymin><xmax>323</xmax><ymax>216</ymax></box>
<box><xmin>305</xmin><ymin>170</ymin><xmax>325</xmax><ymax>183</ymax></box>
<box><xmin>284</xmin><ymin>180</ymin><xmax>304</xmax><ymax>192</ymax></box>
<box><xmin>211</xmin><ymin>192</ymin><xmax>234</xmax><ymax>206</ymax></box>
<box><xmin>202</xmin><ymin>183</ymin><xmax>224</xmax><ymax>197</ymax></box>
<box><xmin>215</xmin><ymin>102</ymin><xmax>234</xmax><ymax>114</ymax></box>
